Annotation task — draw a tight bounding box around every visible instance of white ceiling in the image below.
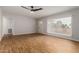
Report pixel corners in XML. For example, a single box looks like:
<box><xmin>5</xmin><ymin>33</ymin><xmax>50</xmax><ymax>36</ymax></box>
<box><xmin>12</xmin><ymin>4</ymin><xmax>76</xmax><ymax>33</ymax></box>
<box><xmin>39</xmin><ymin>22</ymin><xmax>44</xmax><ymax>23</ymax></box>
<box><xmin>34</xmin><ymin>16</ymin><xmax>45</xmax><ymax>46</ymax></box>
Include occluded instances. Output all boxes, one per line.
<box><xmin>1</xmin><ymin>6</ymin><xmax>79</xmax><ymax>18</ymax></box>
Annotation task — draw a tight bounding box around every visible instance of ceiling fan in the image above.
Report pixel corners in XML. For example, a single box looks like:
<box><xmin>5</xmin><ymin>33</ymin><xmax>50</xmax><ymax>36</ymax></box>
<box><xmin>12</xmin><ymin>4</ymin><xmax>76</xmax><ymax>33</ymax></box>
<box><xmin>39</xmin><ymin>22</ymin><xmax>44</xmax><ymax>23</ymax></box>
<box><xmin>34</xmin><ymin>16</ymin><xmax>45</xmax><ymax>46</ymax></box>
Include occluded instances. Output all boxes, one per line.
<box><xmin>21</xmin><ymin>6</ymin><xmax>43</xmax><ymax>12</ymax></box>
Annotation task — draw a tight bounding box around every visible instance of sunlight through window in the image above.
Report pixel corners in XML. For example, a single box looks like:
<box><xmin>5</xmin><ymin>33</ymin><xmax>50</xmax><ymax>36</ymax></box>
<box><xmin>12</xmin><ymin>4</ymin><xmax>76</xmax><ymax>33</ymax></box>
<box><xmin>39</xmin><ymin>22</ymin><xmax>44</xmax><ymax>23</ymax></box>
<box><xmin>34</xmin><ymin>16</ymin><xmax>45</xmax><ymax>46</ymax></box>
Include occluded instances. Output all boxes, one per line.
<box><xmin>47</xmin><ymin>17</ymin><xmax>72</xmax><ymax>36</ymax></box>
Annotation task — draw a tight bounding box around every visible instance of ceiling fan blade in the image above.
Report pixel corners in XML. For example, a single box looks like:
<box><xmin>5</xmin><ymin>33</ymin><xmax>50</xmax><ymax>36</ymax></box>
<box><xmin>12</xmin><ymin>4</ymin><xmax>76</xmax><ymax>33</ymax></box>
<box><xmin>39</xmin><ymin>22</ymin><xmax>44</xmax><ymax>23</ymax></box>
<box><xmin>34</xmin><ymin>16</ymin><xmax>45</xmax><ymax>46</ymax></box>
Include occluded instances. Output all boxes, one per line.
<box><xmin>21</xmin><ymin>6</ymin><xmax>43</xmax><ymax>12</ymax></box>
<box><xmin>31</xmin><ymin>8</ymin><xmax>43</xmax><ymax>11</ymax></box>
<box><xmin>21</xmin><ymin>6</ymin><xmax>30</xmax><ymax>10</ymax></box>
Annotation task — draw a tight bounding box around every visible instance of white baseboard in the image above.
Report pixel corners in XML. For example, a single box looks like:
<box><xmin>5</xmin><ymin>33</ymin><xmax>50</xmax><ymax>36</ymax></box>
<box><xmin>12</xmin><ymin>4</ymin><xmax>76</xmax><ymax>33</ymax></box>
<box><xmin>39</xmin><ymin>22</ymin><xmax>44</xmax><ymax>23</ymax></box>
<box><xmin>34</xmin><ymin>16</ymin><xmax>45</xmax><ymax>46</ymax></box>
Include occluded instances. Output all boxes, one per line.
<box><xmin>41</xmin><ymin>33</ymin><xmax>79</xmax><ymax>42</ymax></box>
<box><xmin>13</xmin><ymin>32</ymin><xmax>36</xmax><ymax>36</ymax></box>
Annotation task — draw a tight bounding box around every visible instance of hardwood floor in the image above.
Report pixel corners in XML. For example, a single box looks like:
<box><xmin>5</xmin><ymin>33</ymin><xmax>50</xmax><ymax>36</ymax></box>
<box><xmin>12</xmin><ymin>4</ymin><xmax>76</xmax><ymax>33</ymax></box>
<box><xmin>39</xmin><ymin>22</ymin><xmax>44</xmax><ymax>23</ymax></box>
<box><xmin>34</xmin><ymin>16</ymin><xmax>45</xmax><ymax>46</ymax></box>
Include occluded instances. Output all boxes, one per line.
<box><xmin>0</xmin><ymin>33</ymin><xmax>79</xmax><ymax>53</ymax></box>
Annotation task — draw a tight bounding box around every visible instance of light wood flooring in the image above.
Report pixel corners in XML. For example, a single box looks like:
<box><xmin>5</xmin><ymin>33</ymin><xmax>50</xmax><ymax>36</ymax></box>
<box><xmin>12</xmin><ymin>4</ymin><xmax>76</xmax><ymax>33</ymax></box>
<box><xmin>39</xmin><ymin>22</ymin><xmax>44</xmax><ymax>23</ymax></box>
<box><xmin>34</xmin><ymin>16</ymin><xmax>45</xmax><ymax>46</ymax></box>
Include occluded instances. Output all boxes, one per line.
<box><xmin>0</xmin><ymin>33</ymin><xmax>79</xmax><ymax>53</ymax></box>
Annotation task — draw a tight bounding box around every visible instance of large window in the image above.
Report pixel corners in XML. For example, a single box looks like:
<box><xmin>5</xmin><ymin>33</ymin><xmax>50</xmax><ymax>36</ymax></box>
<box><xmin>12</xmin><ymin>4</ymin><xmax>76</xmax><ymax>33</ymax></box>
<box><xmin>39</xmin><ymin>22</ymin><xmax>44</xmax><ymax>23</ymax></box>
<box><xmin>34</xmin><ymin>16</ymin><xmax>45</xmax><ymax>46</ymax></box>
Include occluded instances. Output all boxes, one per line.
<box><xmin>47</xmin><ymin>17</ymin><xmax>72</xmax><ymax>36</ymax></box>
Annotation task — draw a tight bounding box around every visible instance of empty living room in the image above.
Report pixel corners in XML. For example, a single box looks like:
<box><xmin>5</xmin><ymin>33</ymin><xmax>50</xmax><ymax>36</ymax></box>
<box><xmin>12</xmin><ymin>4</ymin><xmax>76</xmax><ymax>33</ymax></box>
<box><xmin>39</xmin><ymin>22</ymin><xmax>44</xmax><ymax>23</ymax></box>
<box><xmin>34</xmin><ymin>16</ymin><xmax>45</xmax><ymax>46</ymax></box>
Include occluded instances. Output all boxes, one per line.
<box><xmin>0</xmin><ymin>6</ymin><xmax>79</xmax><ymax>53</ymax></box>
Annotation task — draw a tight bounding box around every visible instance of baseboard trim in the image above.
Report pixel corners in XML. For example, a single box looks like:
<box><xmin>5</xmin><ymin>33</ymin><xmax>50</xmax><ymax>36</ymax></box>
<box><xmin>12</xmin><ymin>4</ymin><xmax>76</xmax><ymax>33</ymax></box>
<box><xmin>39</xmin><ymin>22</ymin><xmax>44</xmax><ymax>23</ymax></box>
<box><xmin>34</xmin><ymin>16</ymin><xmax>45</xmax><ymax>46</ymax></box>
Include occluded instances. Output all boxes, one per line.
<box><xmin>12</xmin><ymin>33</ymin><xmax>39</xmax><ymax>36</ymax></box>
<box><xmin>41</xmin><ymin>33</ymin><xmax>79</xmax><ymax>42</ymax></box>
<box><xmin>1</xmin><ymin>33</ymin><xmax>79</xmax><ymax>42</ymax></box>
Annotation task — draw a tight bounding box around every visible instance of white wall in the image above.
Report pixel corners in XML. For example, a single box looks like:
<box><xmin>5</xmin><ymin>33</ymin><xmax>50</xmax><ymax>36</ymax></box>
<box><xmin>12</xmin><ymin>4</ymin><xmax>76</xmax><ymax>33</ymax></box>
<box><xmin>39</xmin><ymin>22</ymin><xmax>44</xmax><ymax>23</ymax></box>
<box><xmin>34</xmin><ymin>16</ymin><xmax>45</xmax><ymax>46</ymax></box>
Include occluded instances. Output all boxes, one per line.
<box><xmin>72</xmin><ymin>10</ymin><xmax>79</xmax><ymax>41</ymax></box>
<box><xmin>37</xmin><ymin>19</ymin><xmax>47</xmax><ymax>34</ymax></box>
<box><xmin>38</xmin><ymin>8</ymin><xmax>79</xmax><ymax>41</ymax></box>
<box><xmin>0</xmin><ymin>8</ymin><xmax>3</xmax><ymax>41</ymax></box>
<box><xmin>2</xmin><ymin>16</ymin><xmax>9</xmax><ymax>35</ymax></box>
<box><xmin>3</xmin><ymin>14</ymin><xmax>37</xmax><ymax>35</ymax></box>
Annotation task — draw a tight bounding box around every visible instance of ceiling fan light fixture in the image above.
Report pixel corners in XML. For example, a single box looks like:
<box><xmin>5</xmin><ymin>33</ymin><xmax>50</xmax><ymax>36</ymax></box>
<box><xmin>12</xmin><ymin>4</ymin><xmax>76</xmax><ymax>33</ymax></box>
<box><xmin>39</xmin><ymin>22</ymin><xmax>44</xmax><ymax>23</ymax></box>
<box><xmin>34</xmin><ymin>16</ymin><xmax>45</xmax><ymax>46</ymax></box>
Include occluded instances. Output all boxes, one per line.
<box><xmin>30</xmin><ymin>11</ymin><xmax>34</xmax><ymax>13</ymax></box>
